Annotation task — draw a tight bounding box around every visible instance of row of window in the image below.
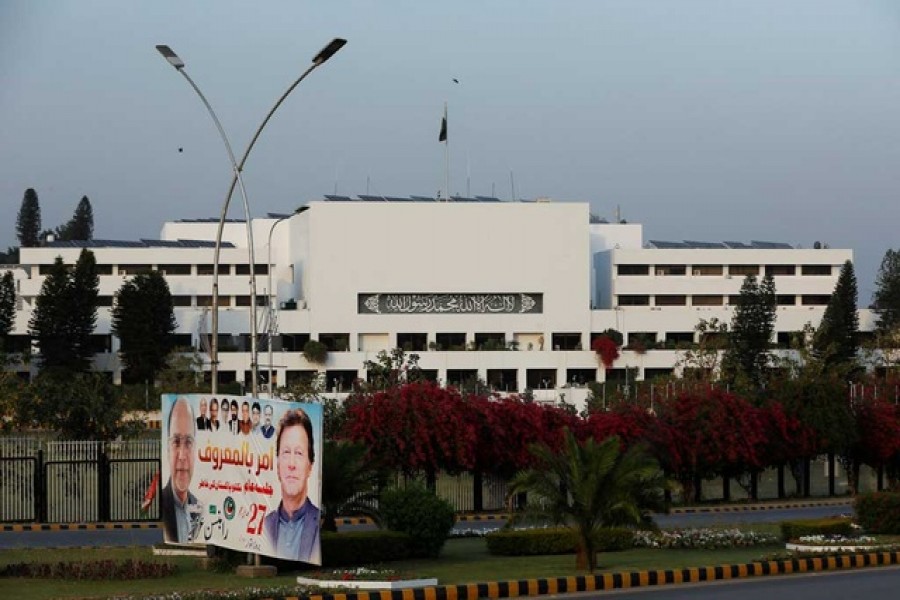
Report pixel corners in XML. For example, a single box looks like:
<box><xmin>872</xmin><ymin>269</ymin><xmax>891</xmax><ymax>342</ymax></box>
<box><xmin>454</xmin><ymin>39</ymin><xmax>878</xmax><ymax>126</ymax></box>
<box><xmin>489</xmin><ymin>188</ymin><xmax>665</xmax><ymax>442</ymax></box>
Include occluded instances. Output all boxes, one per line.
<box><xmin>37</xmin><ymin>263</ymin><xmax>271</xmax><ymax>276</ymax></box>
<box><xmin>617</xmin><ymin>264</ymin><xmax>834</xmax><ymax>277</ymax></box>
<box><xmin>617</xmin><ymin>294</ymin><xmax>831</xmax><ymax>307</ymax></box>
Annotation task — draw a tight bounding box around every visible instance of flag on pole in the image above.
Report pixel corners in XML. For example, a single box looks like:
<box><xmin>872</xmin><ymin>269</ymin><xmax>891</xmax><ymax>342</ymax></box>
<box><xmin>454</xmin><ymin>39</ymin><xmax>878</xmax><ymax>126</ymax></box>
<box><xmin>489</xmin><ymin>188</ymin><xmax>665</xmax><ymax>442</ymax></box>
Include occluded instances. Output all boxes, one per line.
<box><xmin>439</xmin><ymin>106</ymin><xmax>447</xmax><ymax>142</ymax></box>
<box><xmin>140</xmin><ymin>471</ymin><xmax>160</xmax><ymax>514</ymax></box>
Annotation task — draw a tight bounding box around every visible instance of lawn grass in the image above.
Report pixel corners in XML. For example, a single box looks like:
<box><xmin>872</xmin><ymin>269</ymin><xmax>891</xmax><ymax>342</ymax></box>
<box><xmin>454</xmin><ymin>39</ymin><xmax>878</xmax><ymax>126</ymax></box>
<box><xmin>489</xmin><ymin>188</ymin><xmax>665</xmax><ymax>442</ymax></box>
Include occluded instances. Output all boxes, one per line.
<box><xmin>0</xmin><ymin>533</ymin><xmax>788</xmax><ymax>600</ymax></box>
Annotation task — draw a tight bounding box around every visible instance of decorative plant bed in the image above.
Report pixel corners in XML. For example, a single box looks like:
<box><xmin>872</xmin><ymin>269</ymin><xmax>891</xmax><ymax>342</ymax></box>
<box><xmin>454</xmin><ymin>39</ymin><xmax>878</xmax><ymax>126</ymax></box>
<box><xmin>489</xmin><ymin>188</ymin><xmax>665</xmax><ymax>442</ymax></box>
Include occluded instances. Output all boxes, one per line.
<box><xmin>296</xmin><ymin>576</ymin><xmax>438</xmax><ymax>590</ymax></box>
<box><xmin>785</xmin><ymin>534</ymin><xmax>900</xmax><ymax>553</ymax></box>
<box><xmin>152</xmin><ymin>544</ymin><xmax>208</xmax><ymax>557</ymax></box>
<box><xmin>297</xmin><ymin>567</ymin><xmax>437</xmax><ymax>590</ymax></box>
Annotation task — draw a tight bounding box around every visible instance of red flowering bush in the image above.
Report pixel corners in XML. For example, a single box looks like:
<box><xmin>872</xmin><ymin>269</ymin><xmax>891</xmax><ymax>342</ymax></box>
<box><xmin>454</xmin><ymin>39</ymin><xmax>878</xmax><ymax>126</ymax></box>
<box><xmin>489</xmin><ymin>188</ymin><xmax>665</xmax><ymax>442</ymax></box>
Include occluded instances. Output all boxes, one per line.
<box><xmin>591</xmin><ymin>336</ymin><xmax>620</xmax><ymax>368</ymax></box>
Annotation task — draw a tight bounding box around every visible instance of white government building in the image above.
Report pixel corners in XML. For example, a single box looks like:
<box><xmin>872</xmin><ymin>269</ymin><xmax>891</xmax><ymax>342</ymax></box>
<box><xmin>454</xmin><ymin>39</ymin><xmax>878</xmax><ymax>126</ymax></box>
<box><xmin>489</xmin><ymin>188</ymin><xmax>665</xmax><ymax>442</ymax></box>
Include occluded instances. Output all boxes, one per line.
<box><xmin>9</xmin><ymin>197</ymin><xmax>875</xmax><ymax>411</ymax></box>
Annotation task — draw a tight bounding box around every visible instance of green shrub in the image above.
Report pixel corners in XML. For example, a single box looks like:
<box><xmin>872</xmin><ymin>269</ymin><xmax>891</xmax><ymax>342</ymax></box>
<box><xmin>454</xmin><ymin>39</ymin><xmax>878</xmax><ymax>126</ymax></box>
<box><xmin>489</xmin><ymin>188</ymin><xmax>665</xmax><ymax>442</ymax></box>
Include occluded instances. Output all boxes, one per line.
<box><xmin>486</xmin><ymin>527</ymin><xmax>634</xmax><ymax>556</ymax></box>
<box><xmin>380</xmin><ymin>485</ymin><xmax>455</xmax><ymax>558</ymax></box>
<box><xmin>855</xmin><ymin>491</ymin><xmax>900</xmax><ymax>534</ymax></box>
<box><xmin>780</xmin><ymin>517</ymin><xmax>854</xmax><ymax>541</ymax></box>
<box><xmin>303</xmin><ymin>339</ymin><xmax>329</xmax><ymax>364</ymax></box>
<box><xmin>320</xmin><ymin>531</ymin><xmax>412</xmax><ymax>567</ymax></box>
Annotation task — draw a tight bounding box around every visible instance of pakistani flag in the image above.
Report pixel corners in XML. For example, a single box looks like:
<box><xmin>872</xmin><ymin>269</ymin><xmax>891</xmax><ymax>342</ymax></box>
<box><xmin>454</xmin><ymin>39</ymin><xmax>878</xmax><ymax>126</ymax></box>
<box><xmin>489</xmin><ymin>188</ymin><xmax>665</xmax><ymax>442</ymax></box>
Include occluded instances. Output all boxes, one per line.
<box><xmin>439</xmin><ymin>106</ymin><xmax>447</xmax><ymax>142</ymax></box>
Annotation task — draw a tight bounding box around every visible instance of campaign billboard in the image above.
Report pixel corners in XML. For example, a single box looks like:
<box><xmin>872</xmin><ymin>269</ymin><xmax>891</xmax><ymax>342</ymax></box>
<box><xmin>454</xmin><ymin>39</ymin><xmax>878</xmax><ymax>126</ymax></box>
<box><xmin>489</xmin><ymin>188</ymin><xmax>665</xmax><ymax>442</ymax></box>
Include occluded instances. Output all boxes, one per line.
<box><xmin>160</xmin><ymin>394</ymin><xmax>323</xmax><ymax>564</ymax></box>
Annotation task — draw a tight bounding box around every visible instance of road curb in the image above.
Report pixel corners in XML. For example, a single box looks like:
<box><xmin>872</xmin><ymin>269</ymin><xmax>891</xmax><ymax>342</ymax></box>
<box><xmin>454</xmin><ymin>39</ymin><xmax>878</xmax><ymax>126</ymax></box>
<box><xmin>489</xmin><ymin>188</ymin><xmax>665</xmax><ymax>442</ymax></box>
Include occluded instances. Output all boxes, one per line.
<box><xmin>306</xmin><ymin>551</ymin><xmax>900</xmax><ymax>600</ymax></box>
<box><xmin>0</xmin><ymin>522</ymin><xmax>160</xmax><ymax>532</ymax></box>
<box><xmin>670</xmin><ymin>498</ymin><xmax>852</xmax><ymax>514</ymax></box>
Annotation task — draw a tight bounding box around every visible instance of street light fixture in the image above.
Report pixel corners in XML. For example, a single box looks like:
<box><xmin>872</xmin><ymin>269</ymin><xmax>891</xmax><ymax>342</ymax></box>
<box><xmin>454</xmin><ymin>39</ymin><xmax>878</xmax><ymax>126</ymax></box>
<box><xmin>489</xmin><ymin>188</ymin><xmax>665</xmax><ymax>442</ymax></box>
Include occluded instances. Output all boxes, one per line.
<box><xmin>155</xmin><ymin>44</ymin><xmax>259</xmax><ymax>398</ymax></box>
<box><xmin>265</xmin><ymin>207</ymin><xmax>304</xmax><ymax>395</ymax></box>
<box><xmin>156</xmin><ymin>38</ymin><xmax>346</xmax><ymax>397</ymax></box>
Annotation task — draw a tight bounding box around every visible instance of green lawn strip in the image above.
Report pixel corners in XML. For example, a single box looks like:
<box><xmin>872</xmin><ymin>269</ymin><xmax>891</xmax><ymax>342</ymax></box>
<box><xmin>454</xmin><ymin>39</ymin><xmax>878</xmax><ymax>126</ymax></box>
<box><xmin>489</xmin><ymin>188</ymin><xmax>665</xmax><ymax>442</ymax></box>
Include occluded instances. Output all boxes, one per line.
<box><xmin>0</xmin><ymin>536</ymin><xmax>792</xmax><ymax>600</ymax></box>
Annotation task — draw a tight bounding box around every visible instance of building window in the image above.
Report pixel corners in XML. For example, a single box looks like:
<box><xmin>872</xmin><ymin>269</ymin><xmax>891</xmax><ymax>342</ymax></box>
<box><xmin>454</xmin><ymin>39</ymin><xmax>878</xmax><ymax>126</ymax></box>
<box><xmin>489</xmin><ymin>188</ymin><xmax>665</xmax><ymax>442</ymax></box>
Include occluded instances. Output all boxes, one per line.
<box><xmin>286</xmin><ymin>370</ymin><xmax>318</xmax><ymax>386</ymax></box>
<box><xmin>802</xmin><ymin>265</ymin><xmax>832</xmax><ymax>276</ymax></box>
<box><xmin>89</xmin><ymin>335</ymin><xmax>112</xmax><ymax>353</ymax></box>
<box><xmin>197</xmin><ymin>264</ymin><xmax>230</xmax><ymax>275</ymax></box>
<box><xmin>692</xmin><ymin>295</ymin><xmax>723</xmax><ymax>306</ymax></box>
<box><xmin>566</xmin><ymin>368</ymin><xmax>596</xmax><ymax>387</ymax></box>
<box><xmin>487</xmin><ymin>369</ymin><xmax>518</xmax><ymax>392</ymax></box>
<box><xmin>777</xmin><ymin>295</ymin><xmax>796</xmax><ymax>306</ymax></box>
<box><xmin>172</xmin><ymin>296</ymin><xmax>192</xmax><ymax>307</ymax></box>
<box><xmin>435</xmin><ymin>332</ymin><xmax>466</xmax><ymax>350</ymax></box>
<box><xmin>447</xmin><ymin>369</ymin><xmax>479</xmax><ymax>390</ymax></box>
<box><xmin>617</xmin><ymin>264</ymin><xmax>649</xmax><ymax>276</ymax></box>
<box><xmin>691</xmin><ymin>265</ymin><xmax>723</xmax><ymax>276</ymax></box>
<box><xmin>766</xmin><ymin>265</ymin><xmax>796</xmax><ymax>276</ymax></box>
<box><xmin>325</xmin><ymin>370</ymin><xmax>357</xmax><ymax>392</ymax></box>
<box><xmin>39</xmin><ymin>264</ymin><xmax>70</xmax><ymax>275</ymax></box>
<box><xmin>234</xmin><ymin>296</ymin><xmax>268</xmax><ymax>307</ymax></box>
<box><xmin>655</xmin><ymin>265</ymin><xmax>686</xmax><ymax>276</ymax></box>
<box><xmin>665</xmin><ymin>332</ymin><xmax>694</xmax><ymax>347</ymax></box>
<box><xmin>727</xmin><ymin>295</ymin><xmax>742</xmax><ymax>306</ymax></box>
<box><xmin>96</xmin><ymin>296</ymin><xmax>113</xmax><ymax>307</ymax></box>
<box><xmin>118</xmin><ymin>265</ymin><xmax>152</xmax><ymax>276</ymax></box>
<box><xmin>172</xmin><ymin>334</ymin><xmax>193</xmax><ymax>349</ymax></box>
<box><xmin>728</xmin><ymin>265</ymin><xmax>759</xmax><ymax>277</ymax></box>
<box><xmin>234</xmin><ymin>264</ymin><xmax>269</xmax><ymax>276</ymax></box>
<box><xmin>158</xmin><ymin>264</ymin><xmax>191</xmax><ymax>275</ymax></box>
<box><xmin>627</xmin><ymin>332</ymin><xmax>657</xmax><ymax>349</ymax></box>
<box><xmin>551</xmin><ymin>333</ymin><xmax>582</xmax><ymax>350</ymax></box>
<box><xmin>95</xmin><ymin>264</ymin><xmax>113</xmax><ymax>275</ymax></box>
<box><xmin>801</xmin><ymin>295</ymin><xmax>831</xmax><ymax>306</ymax></box>
<box><xmin>655</xmin><ymin>295</ymin><xmax>687</xmax><ymax>306</ymax></box>
<box><xmin>474</xmin><ymin>332</ymin><xmax>506</xmax><ymax>350</ymax></box>
<box><xmin>319</xmin><ymin>333</ymin><xmax>350</xmax><ymax>352</ymax></box>
<box><xmin>397</xmin><ymin>333</ymin><xmax>427</xmax><ymax>352</ymax></box>
<box><xmin>526</xmin><ymin>369</ymin><xmax>557</xmax><ymax>390</ymax></box>
<box><xmin>281</xmin><ymin>334</ymin><xmax>310</xmax><ymax>352</ymax></box>
<box><xmin>617</xmin><ymin>295</ymin><xmax>650</xmax><ymax>306</ymax></box>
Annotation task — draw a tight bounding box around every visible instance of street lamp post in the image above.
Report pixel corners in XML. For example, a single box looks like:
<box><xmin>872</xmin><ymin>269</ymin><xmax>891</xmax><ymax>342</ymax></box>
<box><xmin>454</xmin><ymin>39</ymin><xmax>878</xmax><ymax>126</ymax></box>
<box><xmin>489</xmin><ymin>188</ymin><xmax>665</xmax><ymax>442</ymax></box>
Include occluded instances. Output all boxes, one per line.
<box><xmin>265</xmin><ymin>208</ymin><xmax>303</xmax><ymax>396</ymax></box>
<box><xmin>157</xmin><ymin>39</ymin><xmax>346</xmax><ymax>397</ymax></box>
<box><xmin>156</xmin><ymin>44</ymin><xmax>258</xmax><ymax>397</ymax></box>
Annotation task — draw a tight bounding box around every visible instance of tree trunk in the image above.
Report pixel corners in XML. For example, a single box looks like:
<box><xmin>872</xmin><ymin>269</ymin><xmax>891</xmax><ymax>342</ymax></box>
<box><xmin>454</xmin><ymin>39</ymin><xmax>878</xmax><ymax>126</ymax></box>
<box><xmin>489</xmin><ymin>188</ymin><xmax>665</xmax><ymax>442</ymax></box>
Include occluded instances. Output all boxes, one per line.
<box><xmin>777</xmin><ymin>465</ymin><xmax>785</xmax><ymax>499</ymax></box>
<box><xmin>473</xmin><ymin>470</ymin><xmax>483</xmax><ymax>512</ymax></box>
<box><xmin>575</xmin><ymin>535</ymin><xmax>596</xmax><ymax>572</ymax></box>
<box><xmin>828</xmin><ymin>453</ymin><xmax>836</xmax><ymax>497</ymax></box>
<box><xmin>722</xmin><ymin>476</ymin><xmax>731</xmax><ymax>503</ymax></box>
<box><xmin>425</xmin><ymin>468</ymin><xmax>437</xmax><ymax>493</ymax></box>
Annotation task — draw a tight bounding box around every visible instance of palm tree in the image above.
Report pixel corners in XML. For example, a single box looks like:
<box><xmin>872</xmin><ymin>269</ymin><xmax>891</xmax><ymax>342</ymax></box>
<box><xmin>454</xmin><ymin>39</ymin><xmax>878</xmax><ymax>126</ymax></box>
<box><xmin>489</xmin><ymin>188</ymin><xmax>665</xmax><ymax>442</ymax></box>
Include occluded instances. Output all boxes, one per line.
<box><xmin>321</xmin><ymin>440</ymin><xmax>385</xmax><ymax>532</ymax></box>
<box><xmin>509</xmin><ymin>428</ymin><xmax>667</xmax><ymax>571</ymax></box>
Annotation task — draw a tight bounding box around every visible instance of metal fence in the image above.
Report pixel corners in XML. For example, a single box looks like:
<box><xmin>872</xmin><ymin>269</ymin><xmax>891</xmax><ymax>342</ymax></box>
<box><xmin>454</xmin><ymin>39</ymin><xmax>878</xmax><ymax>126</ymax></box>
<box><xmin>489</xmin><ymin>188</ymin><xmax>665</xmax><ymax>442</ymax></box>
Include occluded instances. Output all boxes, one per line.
<box><xmin>0</xmin><ymin>438</ymin><xmax>160</xmax><ymax>523</ymax></box>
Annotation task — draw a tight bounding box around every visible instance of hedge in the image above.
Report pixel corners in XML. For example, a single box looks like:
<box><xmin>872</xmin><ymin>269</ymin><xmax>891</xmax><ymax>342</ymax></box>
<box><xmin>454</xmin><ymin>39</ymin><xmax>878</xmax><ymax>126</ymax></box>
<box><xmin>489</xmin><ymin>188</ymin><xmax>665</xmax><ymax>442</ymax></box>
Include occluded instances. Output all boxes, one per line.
<box><xmin>319</xmin><ymin>530</ymin><xmax>413</xmax><ymax>567</ymax></box>
<box><xmin>779</xmin><ymin>517</ymin><xmax>854</xmax><ymax>541</ymax></box>
<box><xmin>855</xmin><ymin>491</ymin><xmax>900</xmax><ymax>534</ymax></box>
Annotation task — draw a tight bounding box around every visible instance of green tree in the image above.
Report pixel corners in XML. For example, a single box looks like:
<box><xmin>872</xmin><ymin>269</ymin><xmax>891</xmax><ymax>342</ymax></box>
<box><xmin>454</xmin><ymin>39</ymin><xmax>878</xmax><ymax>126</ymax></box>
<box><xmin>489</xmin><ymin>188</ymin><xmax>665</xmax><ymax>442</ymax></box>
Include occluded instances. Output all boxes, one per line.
<box><xmin>510</xmin><ymin>429</ymin><xmax>666</xmax><ymax>572</ymax></box>
<box><xmin>16</xmin><ymin>188</ymin><xmax>41</xmax><ymax>248</ymax></box>
<box><xmin>814</xmin><ymin>260</ymin><xmax>859</xmax><ymax>369</ymax></box>
<box><xmin>112</xmin><ymin>270</ymin><xmax>177</xmax><ymax>385</ymax></box>
<box><xmin>56</xmin><ymin>195</ymin><xmax>95</xmax><ymax>241</ymax></box>
<box><xmin>28</xmin><ymin>250</ymin><xmax>99</xmax><ymax>372</ymax></box>
<box><xmin>0</xmin><ymin>271</ymin><xmax>16</xmax><ymax>351</ymax></box>
<box><xmin>722</xmin><ymin>274</ymin><xmax>776</xmax><ymax>389</ymax></box>
<box><xmin>873</xmin><ymin>249</ymin><xmax>900</xmax><ymax>336</ymax></box>
<box><xmin>20</xmin><ymin>369</ymin><xmax>140</xmax><ymax>440</ymax></box>
<box><xmin>28</xmin><ymin>257</ymin><xmax>72</xmax><ymax>370</ymax></box>
<box><xmin>70</xmin><ymin>249</ymin><xmax>99</xmax><ymax>372</ymax></box>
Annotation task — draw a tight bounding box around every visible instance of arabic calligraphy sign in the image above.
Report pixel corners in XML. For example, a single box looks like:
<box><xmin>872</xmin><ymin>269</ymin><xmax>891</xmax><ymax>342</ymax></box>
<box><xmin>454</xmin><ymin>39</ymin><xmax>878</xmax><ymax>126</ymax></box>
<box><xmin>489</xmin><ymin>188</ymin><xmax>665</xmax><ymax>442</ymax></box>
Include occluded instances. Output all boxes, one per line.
<box><xmin>358</xmin><ymin>292</ymin><xmax>542</xmax><ymax>314</ymax></box>
<box><xmin>160</xmin><ymin>394</ymin><xmax>323</xmax><ymax>564</ymax></box>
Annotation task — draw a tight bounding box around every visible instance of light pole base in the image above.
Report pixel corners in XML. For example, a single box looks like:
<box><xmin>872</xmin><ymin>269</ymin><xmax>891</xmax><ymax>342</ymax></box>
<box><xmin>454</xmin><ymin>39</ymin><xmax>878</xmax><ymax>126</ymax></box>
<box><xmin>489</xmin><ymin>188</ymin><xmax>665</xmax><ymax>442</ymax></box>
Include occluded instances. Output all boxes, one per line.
<box><xmin>236</xmin><ymin>564</ymin><xmax>278</xmax><ymax>578</ymax></box>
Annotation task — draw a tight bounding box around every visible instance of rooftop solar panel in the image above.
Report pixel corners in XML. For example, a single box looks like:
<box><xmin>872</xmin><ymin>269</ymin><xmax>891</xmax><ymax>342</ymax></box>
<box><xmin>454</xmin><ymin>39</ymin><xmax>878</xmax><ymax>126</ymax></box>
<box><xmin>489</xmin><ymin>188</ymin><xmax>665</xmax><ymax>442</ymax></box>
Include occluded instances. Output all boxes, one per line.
<box><xmin>751</xmin><ymin>240</ymin><xmax>793</xmax><ymax>249</ymax></box>
<box><xmin>323</xmin><ymin>195</ymin><xmax>353</xmax><ymax>201</ymax></box>
<box><xmin>683</xmin><ymin>241</ymin><xmax>728</xmax><ymax>249</ymax></box>
<box><xmin>358</xmin><ymin>195</ymin><xmax>386</xmax><ymax>202</ymax></box>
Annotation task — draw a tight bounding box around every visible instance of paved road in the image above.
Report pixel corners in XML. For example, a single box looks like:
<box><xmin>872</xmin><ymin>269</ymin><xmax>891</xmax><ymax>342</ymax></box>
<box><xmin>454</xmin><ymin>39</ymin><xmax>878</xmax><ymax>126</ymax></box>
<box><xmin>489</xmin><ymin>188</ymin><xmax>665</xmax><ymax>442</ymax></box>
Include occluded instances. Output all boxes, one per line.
<box><xmin>574</xmin><ymin>565</ymin><xmax>900</xmax><ymax>599</ymax></box>
<box><xmin>0</xmin><ymin>503</ymin><xmax>853</xmax><ymax>549</ymax></box>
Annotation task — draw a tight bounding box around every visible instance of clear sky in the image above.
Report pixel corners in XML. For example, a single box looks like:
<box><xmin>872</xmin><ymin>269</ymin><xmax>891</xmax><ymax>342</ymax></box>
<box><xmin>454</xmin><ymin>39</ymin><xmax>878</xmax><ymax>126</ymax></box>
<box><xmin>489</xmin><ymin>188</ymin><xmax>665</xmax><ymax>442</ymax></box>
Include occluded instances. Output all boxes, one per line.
<box><xmin>2</xmin><ymin>0</ymin><xmax>900</xmax><ymax>303</ymax></box>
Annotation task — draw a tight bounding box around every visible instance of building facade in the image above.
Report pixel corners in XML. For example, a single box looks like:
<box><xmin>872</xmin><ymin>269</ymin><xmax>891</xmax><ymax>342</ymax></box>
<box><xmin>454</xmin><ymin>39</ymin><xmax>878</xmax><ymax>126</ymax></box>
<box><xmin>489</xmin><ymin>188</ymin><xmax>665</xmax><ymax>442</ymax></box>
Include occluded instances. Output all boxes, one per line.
<box><xmin>9</xmin><ymin>197</ymin><xmax>876</xmax><ymax>411</ymax></box>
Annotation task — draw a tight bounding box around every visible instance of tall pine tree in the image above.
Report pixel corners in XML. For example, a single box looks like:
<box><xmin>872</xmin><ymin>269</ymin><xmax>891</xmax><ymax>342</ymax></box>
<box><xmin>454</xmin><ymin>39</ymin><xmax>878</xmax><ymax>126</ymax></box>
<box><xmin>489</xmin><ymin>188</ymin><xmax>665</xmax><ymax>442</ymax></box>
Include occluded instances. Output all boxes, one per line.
<box><xmin>112</xmin><ymin>270</ymin><xmax>177</xmax><ymax>385</ymax></box>
<box><xmin>29</xmin><ymin>257</ymin><xmax>72</xmax><ymax>369</ymax></box>
<box><xmin>723</xmin><ymin>273</ymin><xmax>777</xmax><ymax>389</ymax></box>
<box><xmin>28</xmin><ymin>250</ymin><xmax>99</xmax><ymax>372</ymax></box>
<box><xmin>56</xmin><ymin>196</ymin><xmax>94</xmax><ymax>241</ymax></box>
<box><xmin>16</xmin><ymin>188</ymin><xmax>41</xmax><ymax>248</ymax></box>
<box><xmin>873</xmin><ymin>248</ymin><xmax>900</xmax><ymax>336</ymax></box>
<box><xmin>0</xmin><ymin>271</ymin><xmax>16</xmax><ymax>352</ymax></box>
<box><xmin>814</xmin><ymin>260</ymin><xmax>859</xmax><ymax>368</ymax></box>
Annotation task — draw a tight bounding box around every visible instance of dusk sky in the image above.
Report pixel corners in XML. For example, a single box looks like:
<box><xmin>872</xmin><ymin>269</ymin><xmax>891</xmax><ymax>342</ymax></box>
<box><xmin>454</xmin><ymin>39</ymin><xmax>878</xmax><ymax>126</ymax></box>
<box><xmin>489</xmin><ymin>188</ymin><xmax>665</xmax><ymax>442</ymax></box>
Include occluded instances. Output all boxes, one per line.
<box><xmin>2</xmin><ymin>1</ymin><xmax>899</xmax><ymax>303</ymax></box>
